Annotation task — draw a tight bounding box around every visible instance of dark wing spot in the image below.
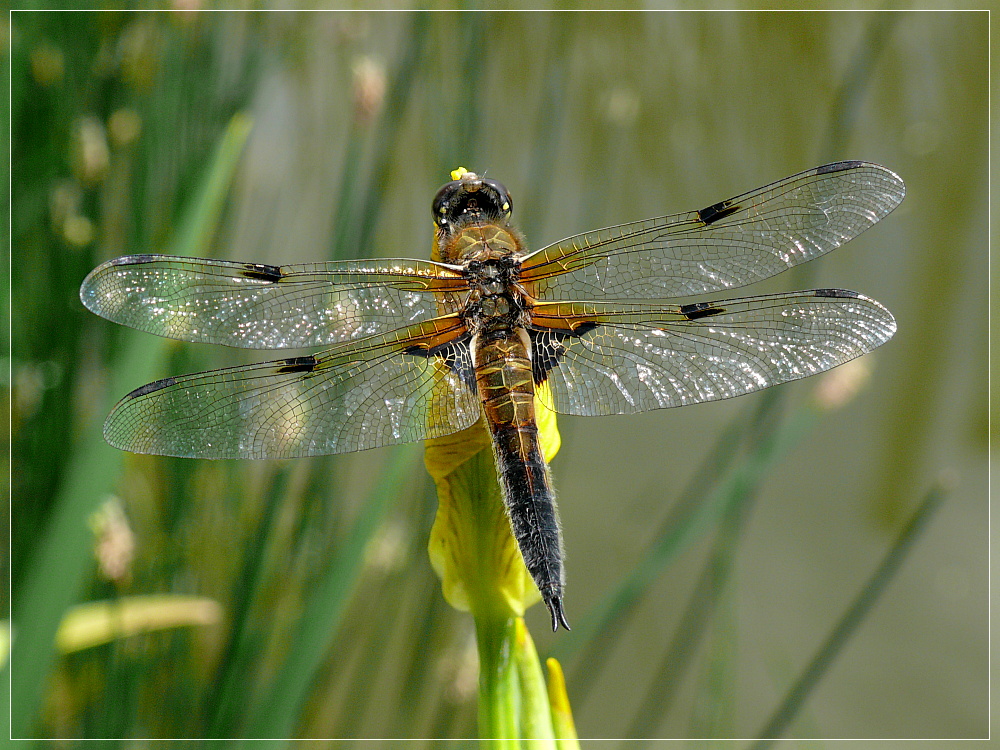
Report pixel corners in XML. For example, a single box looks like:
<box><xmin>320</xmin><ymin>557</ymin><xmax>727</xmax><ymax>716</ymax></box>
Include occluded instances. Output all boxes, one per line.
<box><xmin>127</xmin><ymin>376</ymin><xmax>177</xmax><ymax>398</ymax></box>
<box><xmin>277</xmin><ymin>355</ymin><xmax>318</xmax><ymax>374</ymax></box>
<box><xmin>530</xmin><ymin>322</ymin><xmax>599</xmax><ymax>385</ymax></box>
<box><xmin>680</xmin><ymin>302</ymin><xmax>727</xmax><ymax>320</ymax></box>
<box><xmin>813</xmin><ymin>288</ymin><xmax>858</xmax><ymax>299</ymax></box>
<box><xmin>816</xmin><ymin>160</ymin><xmax>862</xmax><ymax>174</ymax></box>
<box><xmin>698</xmin><ymin>200</ymin><xmax>741</xmax><ymax>225</ymax></box>
<box><xmin>573</xmin><ymin>321</ymin><xmax>600</xmax><ymax>336</ymax></box>
<box><xmin>241</xmin><ymin>263</ymin><xmax>284</xmax><ymax>282</ymax></box>
<box><xmin>406</xmin><ymin>335</ymin><xmax>477</xmax><ymax>392</ymax></box>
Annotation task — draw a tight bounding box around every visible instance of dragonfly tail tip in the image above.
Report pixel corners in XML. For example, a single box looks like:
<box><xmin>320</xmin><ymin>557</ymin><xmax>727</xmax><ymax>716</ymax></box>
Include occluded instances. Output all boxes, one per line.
<box><xmin>546</xmin><ymin>597</ymin><xmax>571</xmax><ymax>631</ymax></box>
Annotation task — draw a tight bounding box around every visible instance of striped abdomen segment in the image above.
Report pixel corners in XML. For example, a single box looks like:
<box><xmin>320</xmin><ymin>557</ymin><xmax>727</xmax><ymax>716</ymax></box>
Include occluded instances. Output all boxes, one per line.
<box><xmin>474</xmin><ymin>327</ymin><xmax>569</xmax><ymax>630</ymax></box>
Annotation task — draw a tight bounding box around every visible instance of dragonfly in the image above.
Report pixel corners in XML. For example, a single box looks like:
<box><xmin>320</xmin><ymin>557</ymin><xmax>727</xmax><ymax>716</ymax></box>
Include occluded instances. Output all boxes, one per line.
<box><xmin>81</xmin><ymin>161</ymin><xmax>904</xmax><ymax>631</ymax></box>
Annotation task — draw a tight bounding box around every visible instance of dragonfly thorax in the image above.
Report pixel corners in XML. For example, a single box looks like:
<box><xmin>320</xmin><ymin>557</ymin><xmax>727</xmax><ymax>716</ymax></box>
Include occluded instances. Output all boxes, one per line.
<box><xmin>436</xmin><ymin>220</ymin><xmax>525</xmax><ymax>265</ymax></box>
<box><xmin>467</xmin><ymin>256</ymin><xmax>518</xmax><ymax>289</ymax></box>
<box><xmin>462</xmin><ymin>256</ymin><xmax>531</xmax><ymax>340</ymax></box>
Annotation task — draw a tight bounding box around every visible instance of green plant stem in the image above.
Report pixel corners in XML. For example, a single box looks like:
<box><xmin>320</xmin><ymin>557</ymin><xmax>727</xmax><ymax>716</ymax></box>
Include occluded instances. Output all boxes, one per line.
<box><xmin>475</xmin><ymin>614</ymin><xmax>520</xmax><ymax>744</ymax></box>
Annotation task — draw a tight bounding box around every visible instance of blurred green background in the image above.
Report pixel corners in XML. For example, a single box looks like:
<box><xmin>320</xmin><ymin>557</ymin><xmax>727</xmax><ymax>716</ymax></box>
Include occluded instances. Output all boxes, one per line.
<box><xmin>8</xmin><ymin>6</ymin><xmax>989</xmax><ymax>742</ymax></box>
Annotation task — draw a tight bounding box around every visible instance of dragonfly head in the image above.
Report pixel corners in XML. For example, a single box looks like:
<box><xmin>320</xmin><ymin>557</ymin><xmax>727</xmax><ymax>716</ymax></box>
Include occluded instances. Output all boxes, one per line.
<box><xmin>433</xmin><ymin>171</ymin><xmax>512</xmax><ymax>236</ymax></box>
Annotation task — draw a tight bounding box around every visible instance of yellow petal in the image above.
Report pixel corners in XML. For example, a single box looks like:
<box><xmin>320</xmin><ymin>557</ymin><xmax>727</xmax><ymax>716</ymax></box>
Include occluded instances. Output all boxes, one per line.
<box><xmin>546</xmin><ymin>657</ymin><xmax>580</xmax><ymax>744</ymax></box>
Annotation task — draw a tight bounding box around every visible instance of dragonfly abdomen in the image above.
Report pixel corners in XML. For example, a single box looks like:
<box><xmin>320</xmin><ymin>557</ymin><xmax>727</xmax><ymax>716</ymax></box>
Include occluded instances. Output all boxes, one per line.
<box><xmin>474</xmin><ymin>328</ymin><xmax>569</xmax><ymax>631</ymax></box>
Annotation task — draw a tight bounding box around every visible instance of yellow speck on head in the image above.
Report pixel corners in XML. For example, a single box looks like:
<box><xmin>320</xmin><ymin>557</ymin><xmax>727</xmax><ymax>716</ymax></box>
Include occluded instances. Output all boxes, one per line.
<box><xmin>451</xmin><ymin>166</ymin><xmax>470</xmax><ymax>181</ymax></box>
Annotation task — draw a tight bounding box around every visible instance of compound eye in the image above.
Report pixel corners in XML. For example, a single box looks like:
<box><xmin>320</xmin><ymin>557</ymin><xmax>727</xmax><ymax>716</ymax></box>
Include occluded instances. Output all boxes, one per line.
<box><xmin>432</xmin><ymin>181</ymin><xmax>462</xmax><ymax>225</ymax></box>
<box><xmin>484</xmin><ymin>178</ymin><xmax>512</xmax><ymax>217</ymax></box>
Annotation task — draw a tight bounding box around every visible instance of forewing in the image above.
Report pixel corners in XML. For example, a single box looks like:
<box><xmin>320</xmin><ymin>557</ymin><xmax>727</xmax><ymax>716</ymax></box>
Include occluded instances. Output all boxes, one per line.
<box><xmin>103</xmin><ymin>317</ymin><xmax>480</xmax><ymax>459</ymax></box>
<box><xmin>520</xmin><ymin>162</ymin><xmax>904</xmax><ymax>301</ymax></box>
<box><xmin>81</xmin><ymin>254</ymin><xmax>468</xmax><ymax>349</ymax></box>
<box><xmin>530</xmin><ymin>291</ymin><xmax>896</xmax><ymax>416</ymax></box>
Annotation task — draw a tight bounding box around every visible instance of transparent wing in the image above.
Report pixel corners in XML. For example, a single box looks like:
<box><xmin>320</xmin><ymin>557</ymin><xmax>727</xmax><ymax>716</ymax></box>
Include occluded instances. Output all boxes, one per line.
<box><xmin>519</xmin><ymin>161</ymin><xmax>904</xmax><ymax>301</ymax></box>
<box><xmin>103</xmin><ymin>317</ymin><xmax>480</xmax><ymax>458</ymax></box>
<box><xmin>529</xmin><ymin>290</ymin><xmax>896</xmax><ymax>416</ymax></box>
<box><xmin>80</xmin><ymin>254</ymin><xmax>468</xmax><ymax>349</ymax></box>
